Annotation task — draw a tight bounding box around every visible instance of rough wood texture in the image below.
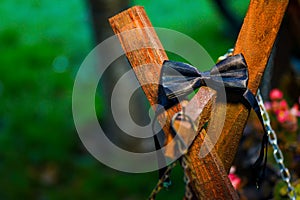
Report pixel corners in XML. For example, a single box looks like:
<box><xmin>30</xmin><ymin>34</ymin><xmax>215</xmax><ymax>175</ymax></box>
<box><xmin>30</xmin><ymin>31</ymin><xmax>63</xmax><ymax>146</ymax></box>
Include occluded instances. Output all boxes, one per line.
<box><xmin>186</xmin><ymin>130</ymin><xmax>239</xmax><ymax>199</ymax></box>
<box><xmin>173</xmin><ymin>87</ymin><xmax>216</xmax><ymax>148</ymax></box>
<box><xmin>214</xmin><ymin>0</ymin><xmax>289</xmax><ymax>172</ymax></box>
<box><xmin>109</xmin><ymin>2</ymin><xmax>288</xmax><ymax>198</ymax></box>
<box><xmin>172</xmin><ymin>88</ymin><xmax>239</xmax><ymax>199</ymax></box>
<box><xmin>109</xmin><ymin>6</ymin><xmax>181</xmax><ymax>157</ymax></box>
<box><xmin>109</xmin><ymin>6</ymin><xmax>236</xmax><ymax>199</ymax></box>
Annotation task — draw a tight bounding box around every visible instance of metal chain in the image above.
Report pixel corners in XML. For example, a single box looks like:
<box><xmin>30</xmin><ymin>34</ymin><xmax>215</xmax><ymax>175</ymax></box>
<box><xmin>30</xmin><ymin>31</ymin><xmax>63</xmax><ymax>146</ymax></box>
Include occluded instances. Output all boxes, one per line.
<box><xmin>148</xmin><ymin>162</ymin><xmax>177</xmax><ymax>200</ymax></box>
<box><xmin>148</xmin><ymin>105</ymin><xmax>200</xmax><ymax>199</ymax></box>
<box><xmin>149</xmin><ymin>49</ymin><xmax>297</xmax><ymax>200</ymax></box>
<box><xmin>256</xmin><ymin>89</ymin><xmax>296</xmax><ymax>200</ymax></box>
<box><xmin>147</xmin><ymin>155</ymin><xmax>196</xmax><ymax>200</ymax></box>
<box><xmin>181</xmin><ymin>156</ymin><xmax>193</xmax><ymax>200</ymax></box>
<box><xmin>149</xmin><ymin>48</ymin><xmax>236</xmax><ymax>199</ymax></box>
<box><xmin>151</xmin><ymin>49</ymin><xmax>234</xmax><ymax>200</ymax></box>
<box><xmin>217</xmin><ymin>48</ymin><xmax>234</xmax><ymax>62</ymax></box>
<box><xmin>174</xmin><ymin>107</ymin><xmax>199</xmax><ymax>200</ymax></box>
<box><xmin>219</xmin><ymin>49</ymin><xmax>296</xmax><ymax>199</ymax></box>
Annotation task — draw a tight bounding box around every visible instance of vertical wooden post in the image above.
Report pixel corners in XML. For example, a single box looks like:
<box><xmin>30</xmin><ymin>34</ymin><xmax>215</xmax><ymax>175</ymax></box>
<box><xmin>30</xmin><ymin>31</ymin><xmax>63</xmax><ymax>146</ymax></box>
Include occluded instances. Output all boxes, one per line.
<box><xmin>214</xmin><ymin>0</ymin><xmax>289</xmax><ymax>172</ymax></box>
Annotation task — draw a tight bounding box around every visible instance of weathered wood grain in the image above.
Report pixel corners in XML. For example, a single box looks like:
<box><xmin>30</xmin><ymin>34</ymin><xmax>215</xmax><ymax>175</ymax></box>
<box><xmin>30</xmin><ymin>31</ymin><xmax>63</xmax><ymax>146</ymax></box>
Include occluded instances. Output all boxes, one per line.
<box><xmin>214</xmin><ymin>0</ymin><xmax>289</xmax><ymax>172</ymax></box>
<box><xmin>109</xmin><ymin>6</ymin><xmax>180</xmax><ymax>157</ymax></box>
<box><xmin>109</xmin><ymin>6</ymin><xmax>237</xmax><ymax>199</ymax></box>
<box><xmin>109</xmin><ymin>2</ymin><xmax>288</xmax><ymax>198</ymax></box>
<box><xmin>172</xmin><ymin>87</ymin><xmax>239</xmax><ymax>199</ymax></box>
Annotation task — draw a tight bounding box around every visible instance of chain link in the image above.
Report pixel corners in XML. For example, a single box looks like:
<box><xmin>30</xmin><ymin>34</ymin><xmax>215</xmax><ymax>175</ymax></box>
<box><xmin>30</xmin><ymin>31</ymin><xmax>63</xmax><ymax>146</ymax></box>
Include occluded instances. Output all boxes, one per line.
<box><xmin>147</xmin><ymin>156</ymin><xmax>195</xmax><ymax>200</ymax></box>
<box><xmin>149</xmin><ymin>50</ymin><xmax>297</xmax><ymax>199</ymax></box>
<box><xmin>148</xmin><ymin>107</ymin><xmax>198</xmax><ymax>199</ymax></box>
<box><xmin>148</xmin><ymin>162</ymin><xmax>177</xmax><ymax>200</ymax></box>
<box><xmin>256</xmin><ymin>89</ymin><xmax>296</xmax><ymax>200</ymax></box>
<box><xmin>217</xmin><ymin>48</ymin><xmax>234</xmax><ymax>62</ymax></box>
<box><xmin>181</xmin><ymin>156</ymin><xmax>193</xmax><ymax>200</ymax></box>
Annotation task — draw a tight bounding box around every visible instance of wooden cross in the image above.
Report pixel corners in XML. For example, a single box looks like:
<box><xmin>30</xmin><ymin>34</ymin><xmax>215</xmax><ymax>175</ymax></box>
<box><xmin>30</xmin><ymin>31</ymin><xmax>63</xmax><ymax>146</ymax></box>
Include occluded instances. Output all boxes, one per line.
<box><xmin>109</xmin><ymin>0</ymin><xmax>288</xmax><ymax>199</ymax></box>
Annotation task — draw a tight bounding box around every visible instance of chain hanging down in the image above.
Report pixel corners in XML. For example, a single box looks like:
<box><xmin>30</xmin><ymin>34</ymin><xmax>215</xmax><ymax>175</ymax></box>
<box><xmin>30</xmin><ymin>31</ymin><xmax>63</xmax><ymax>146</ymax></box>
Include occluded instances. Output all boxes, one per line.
<box><xmin>172</xmin><ymin>108</ymin><xmax>196</xmax><ymax>200</ymax></box>
<box><xmin>256</xmin><ymin>89</ymin><xmax>296</xmax><ymax>200</ymax></box>
<box><xmin>181</xmin><ymin>156</ymin><xmax>193</xmax><ymax>200</ymax></box>
<box><xmin>148</xmin><ymin>162</ymin><xmax>177</xmax><ymax>200</ymax></box>
<box><xmin>148</xmin><ymin>107</ymin><xmax>196</xmax><ymax>200</ymax></box>
<box><xmin>148</xmin><ymin>49</ymin><xmax>240</xmax><ymax>200</ymax></box>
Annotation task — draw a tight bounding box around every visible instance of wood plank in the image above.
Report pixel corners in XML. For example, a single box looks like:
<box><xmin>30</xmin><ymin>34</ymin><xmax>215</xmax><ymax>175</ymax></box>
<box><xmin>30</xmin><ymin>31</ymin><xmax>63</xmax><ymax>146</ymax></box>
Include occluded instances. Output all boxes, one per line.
<box><xmin>172</xmin><ymin>87</ymin><xmax>239</xmax><ymax>199</ymax></box>
<box><xmin>109</xmin><ymin>2</ymin><xmax>288</xmax><ymax>197</ymax></box>
<box><xmin>214</xmin><ymin>0</ymin><xmax>289</xmax><ymax>172</ymax></box>
<box><xmin>109</xmin><ymin>6</ymin><xmax>236</xmax><ymax>199</ymax></box>
<box><xmin>109</xmin><ymin>6</ymin><xmax>180</xmax><ymax>158</ymax></box>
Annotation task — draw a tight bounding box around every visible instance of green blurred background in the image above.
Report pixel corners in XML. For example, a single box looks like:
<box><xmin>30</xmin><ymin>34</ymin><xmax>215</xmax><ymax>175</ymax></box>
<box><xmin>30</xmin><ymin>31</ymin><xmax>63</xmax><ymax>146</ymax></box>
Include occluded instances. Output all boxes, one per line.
<box><xmin>0</xmin><ymin>0</ymin><xmax>252</xmax><ymax>199</ymax></box>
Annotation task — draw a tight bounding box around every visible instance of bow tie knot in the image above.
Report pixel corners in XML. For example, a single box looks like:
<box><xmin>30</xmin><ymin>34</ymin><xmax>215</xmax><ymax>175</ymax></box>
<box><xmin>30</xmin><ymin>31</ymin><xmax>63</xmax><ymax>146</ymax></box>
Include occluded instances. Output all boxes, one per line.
<box><xmin>157</xmin><ymin>53</ymin><xmax>268</xmax><ymax>186</ymax></box>
<box><xmin>158</xmin><ymin>54</ymin><xmax>249</xmax><ymax>109</ymax></box>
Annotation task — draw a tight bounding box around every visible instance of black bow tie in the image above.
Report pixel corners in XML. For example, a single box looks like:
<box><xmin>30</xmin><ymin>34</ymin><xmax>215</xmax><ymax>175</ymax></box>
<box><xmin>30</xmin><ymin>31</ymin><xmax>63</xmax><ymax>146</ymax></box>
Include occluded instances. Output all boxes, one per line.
<box><xmin>157</xmin><ymin>53</ymin><xmax>268</xmax><ymax>185</ymax></box>
<box><xmin>158</xmin><ymin>54</ymin><xmax>250</xmax><ymax>109</ymax></box>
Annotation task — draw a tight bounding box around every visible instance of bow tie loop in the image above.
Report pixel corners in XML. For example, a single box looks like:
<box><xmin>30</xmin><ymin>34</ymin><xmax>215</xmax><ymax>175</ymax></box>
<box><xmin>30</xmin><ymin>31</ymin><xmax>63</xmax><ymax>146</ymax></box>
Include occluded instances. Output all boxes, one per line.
<box><xmin>157</xmin><ymin>53</ymin><xmax>268</xmax><ymax>186</ymax></box>
<box><xmin>158</xmin><ymin>54</ymin><xmax>248</xmax><ymax>109</ymax></box>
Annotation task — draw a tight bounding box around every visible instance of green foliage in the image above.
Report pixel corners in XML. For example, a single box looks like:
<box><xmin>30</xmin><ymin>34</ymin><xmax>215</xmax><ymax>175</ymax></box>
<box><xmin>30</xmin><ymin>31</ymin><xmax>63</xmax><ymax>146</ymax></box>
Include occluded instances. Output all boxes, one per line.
<box><xmin>0</xmin><ymin>0</ymin><xmax>102</xmax><ymax>198</ymax></box>
<box><xmin>274</xmin><ymin>180</ymin><xmax>300</xmax><ymax>200</ymax></box>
